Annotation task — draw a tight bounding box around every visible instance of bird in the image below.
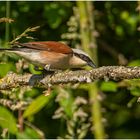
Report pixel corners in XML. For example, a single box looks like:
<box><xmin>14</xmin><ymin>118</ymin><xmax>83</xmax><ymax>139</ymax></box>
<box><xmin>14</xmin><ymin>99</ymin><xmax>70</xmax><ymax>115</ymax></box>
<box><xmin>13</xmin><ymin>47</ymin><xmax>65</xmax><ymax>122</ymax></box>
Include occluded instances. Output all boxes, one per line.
<box><xmin>0</xmin><ymin>41</ymin><xmax>96</xmax><ymax>71</ymax></box>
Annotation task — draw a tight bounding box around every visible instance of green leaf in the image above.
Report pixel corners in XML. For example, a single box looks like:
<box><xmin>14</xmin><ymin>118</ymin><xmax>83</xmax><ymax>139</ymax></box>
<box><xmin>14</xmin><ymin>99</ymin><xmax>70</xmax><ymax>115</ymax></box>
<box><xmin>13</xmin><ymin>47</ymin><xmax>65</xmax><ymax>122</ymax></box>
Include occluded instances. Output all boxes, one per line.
<box><xmin>44</xmin><ymin>3</ymin><xmax>67</xmax><ymax>29</ymax></box>
<box><xmin>0</xmin><ymin>63</ymin><xmax>16</xmax><ymax>77</ymax></box>
<box><xmin>24</xmin><ymin>88</ymin><xmax>40</xmax><ymax>98</ymax></box>
<box><xmin>115</xmin><ymin>25</ymin><xmax>124</xmax><ymax>36</ymax></box>
<box><xmin>130</xmin><ymin>87</ymin><xmax>140</xmax><ymax>96</ymax></box>
<box><xmin>100</xmin><ymin>81</ymin><xmax>117</xmax><ymax>92</ymax></box>
<box><xmin>121</xmin><ymin>11</ymin><xmax>129</xmax><ymax>20</ymax></box>
<box><xmin>0</xmin><ymin>106</ymin><xmax>18</xmax><ymax>134</ymax></box>
<box><xmin>57</xmin><ymin>88</ymin><xmax>74</xmax><ymax>118</ymax></box>
<box><xmin>29</xmin><ymin>64</ymin><xmax>42</xmax><ymax>75</ymax></box>
<box><xmin>16</xmin><ymin>126</ymin><xmax>43</xmax><ymax>139</ymax></box>
<box><xmin>128</xmin><ymin>60</ymin><xmax>140</xmax><ymax>66</ymax></box>
<box><xmin>23</xmin><ymin>94</ymin><xmax>53</xmax><ymax>118</ymax></box>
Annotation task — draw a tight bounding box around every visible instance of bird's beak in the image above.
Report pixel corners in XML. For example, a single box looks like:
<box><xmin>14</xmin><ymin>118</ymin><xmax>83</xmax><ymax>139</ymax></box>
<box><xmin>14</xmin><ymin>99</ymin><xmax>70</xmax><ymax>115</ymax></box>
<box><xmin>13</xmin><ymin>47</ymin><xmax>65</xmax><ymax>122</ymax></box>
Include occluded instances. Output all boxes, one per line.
<box><xmin>87</xmin><ymin>61</ymin><xmax>96</xmax><ymax>68</ymax></box>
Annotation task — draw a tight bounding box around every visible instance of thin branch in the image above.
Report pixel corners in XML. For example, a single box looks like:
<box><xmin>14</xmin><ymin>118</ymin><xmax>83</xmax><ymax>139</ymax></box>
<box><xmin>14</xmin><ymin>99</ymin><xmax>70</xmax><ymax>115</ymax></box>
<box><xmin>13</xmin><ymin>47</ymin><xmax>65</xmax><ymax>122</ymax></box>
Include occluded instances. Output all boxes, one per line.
<box><xmin>18</xmin><ymin>109</ymin><xmax>24</xmax><ymax>132</ymax></box>
<box><xmin>9</xmin><ymin>26</ymin><xmax>40</xmax><ymax>45</ymax></box>
<box><xmin>0</xmin><ymin>66</ymin><xmax>140</xmax><ymax>90</ymax></box>
<box><xmin>0</xmin><ymin>17</ymin><xmax>14</xmax><ymax>23</ymax></box>
<box><xmin>5</xmin><ymin>1</ymin><xmax>11</xmax><ymax>43</ymax></box>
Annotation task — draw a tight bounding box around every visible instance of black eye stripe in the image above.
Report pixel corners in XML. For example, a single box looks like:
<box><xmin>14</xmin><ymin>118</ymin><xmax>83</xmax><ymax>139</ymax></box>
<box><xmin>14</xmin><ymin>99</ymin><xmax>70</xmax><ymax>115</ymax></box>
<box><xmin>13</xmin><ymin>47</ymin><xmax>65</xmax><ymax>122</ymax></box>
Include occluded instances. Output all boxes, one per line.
<box><xmin>74</xmin><ymin>52</ymin><xmax>91</xmax><ymax>62</ymax></box>
<box><xmin>74</xmin><ymin>52</ymin><xmax>96</xmax><ymax>68</ymax></box>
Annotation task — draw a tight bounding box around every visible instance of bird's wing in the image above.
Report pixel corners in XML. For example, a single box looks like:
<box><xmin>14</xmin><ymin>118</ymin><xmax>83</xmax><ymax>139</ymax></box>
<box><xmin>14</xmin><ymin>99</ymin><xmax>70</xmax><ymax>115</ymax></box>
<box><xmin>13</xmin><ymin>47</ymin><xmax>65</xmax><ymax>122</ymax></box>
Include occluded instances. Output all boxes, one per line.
<box><xmin>14</xmin><ymin>41</ymin><xmax>73</xmax><ymax>54</ymax></box>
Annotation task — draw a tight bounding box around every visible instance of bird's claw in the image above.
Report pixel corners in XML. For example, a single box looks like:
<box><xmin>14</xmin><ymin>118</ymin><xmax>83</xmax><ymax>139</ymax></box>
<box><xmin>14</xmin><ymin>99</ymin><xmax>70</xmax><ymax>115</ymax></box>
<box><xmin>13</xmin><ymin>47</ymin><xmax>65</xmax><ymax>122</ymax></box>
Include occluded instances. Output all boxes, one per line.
<box><xmin>44</xmin><ymin>64</ymin><xmax>51</xmax><ymax>71</ymax></box>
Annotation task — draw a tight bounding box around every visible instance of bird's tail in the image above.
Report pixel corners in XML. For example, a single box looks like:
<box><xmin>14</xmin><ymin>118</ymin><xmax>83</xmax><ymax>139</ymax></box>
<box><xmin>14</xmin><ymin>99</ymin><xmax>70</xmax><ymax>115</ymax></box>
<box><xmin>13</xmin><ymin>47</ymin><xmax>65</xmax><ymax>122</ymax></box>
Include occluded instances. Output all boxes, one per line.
<box><xmin>0</xmin><ymin>48</ymin><xmax>12</xmax><ymax>51</ymax></box>
<box><xmin>0</xmin><ymin>47</ymin><xmax>20</xmax><ymax>52</ymax></box>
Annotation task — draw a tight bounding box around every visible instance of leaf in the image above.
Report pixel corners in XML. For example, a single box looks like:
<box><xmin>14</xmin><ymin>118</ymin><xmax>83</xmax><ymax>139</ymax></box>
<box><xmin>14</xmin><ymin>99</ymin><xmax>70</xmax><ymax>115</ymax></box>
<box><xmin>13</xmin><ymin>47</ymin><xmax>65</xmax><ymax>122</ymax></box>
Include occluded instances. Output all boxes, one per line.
<box><xmin>130</xmin><ymin>87</ymin><xmax>140</xmax><ymax>96</ymax></box>
<box><xmin>0</xmin><ymin>106</ymin><xmax>18</xmax><ymax>134</ymax></box>
<box><xmin>121</xmin><ymin>11</ymin><xmax>129</xmax><ymax>20</ymax></box>
<box><xmin>100</xmin><ymin>81</ymin><xmax>117</xmax><ymax>92</ymax></box>
<box><xmin>115</xmin><ymin>25</ymin><xmax>124</xmax><ymax>36</ymax></box>
<box><xmin>23</xmin><ymin>94</ymin><xmax>53</xmax><ymax>118</ymax></box>
<box><xmin>128</xmin><ymin>60</ymin><xmax>140</xmax><ymax>66</ymax></box>
<box><xmin>29</xmin><ymin>64</ymin><xmax>42</xmax><ymax>75</ymax></box>
<box><xmin>57</xmin><ymin>88</ymin><xmax>74</xmax><ymax>118</ymax></box>
<box><xmin>0</xmin><ymin>63</ymin><xmax>16</xmax><ymax>77</ymax></box>
<box><xmin>44</xmin><ymin>3</ymin><xmax>67</xmax><ymax>29</ymax></box>
<box><xmin>24</xmin><ymin>88</ymin><xmax>40</xmax><ymax>98</ymax></box>
<box><xmin>16</xmin><ymin>126</ymin><xmax>43</xmax><ymax>139</ymax></box>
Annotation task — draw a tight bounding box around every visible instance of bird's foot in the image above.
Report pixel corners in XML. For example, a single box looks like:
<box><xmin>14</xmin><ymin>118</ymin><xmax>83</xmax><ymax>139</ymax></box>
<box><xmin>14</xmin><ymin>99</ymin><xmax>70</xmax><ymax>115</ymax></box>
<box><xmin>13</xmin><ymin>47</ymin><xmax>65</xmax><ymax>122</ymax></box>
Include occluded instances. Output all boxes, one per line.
<box><xmin>44</xmin><ymin>64</ymin><xmax>51</xmax><ymax>71</ymax></box>
<box><xmin>44</xmin><ymin>64</ymin><xmax>62</xmax><ymax>73</ymax></box>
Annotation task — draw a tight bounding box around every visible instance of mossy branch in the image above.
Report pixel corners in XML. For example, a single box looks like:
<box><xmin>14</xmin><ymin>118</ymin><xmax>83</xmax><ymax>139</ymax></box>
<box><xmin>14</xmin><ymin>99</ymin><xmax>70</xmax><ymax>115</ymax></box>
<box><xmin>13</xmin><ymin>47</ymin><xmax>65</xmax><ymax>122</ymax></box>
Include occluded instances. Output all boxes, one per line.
<box><xmin>0</xmin><ymin>66</ymin><xmax>140</xmax><ymax>90</ymax></box>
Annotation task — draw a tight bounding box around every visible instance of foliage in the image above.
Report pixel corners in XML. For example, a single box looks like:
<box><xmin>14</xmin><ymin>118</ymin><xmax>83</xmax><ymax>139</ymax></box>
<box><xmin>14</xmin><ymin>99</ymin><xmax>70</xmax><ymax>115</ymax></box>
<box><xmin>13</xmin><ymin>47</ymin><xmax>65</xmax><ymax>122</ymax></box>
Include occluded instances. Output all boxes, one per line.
<box><xmin>0</xmin><ymin>1</ymin><xmax>140</xmax><ymax>139</ymax></box>
<box><xmin>0</xmin><ymin>106</ymin><xmax>17</xmax><ymax>135</ymax></box>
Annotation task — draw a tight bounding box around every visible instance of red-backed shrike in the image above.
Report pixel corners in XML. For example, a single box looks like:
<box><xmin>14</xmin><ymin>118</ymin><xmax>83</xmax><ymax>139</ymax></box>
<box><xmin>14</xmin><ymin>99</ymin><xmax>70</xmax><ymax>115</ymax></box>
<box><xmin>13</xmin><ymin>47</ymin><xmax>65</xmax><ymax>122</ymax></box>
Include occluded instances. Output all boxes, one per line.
<box><xmin>1</xmin><ymin>41</ymin><xmax>96</xmax><ymax>70</ymax></box>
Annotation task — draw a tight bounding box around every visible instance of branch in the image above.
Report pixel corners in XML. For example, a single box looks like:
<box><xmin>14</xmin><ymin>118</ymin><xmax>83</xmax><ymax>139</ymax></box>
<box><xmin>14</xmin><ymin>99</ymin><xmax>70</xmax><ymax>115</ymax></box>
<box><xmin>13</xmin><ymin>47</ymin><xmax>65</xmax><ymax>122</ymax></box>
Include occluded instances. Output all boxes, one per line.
<box><xmin>0</xmin><ymin>66</ymin><xmax>140</xmax><ymax>90</ymax></box>
<box><xmin>9</xmin><ymin>26</ymin><xmax>40</xmax><ymax>45</ymax></box>
<box><xmin>0</xmin><ymin>17</ymin><xmax>14</xmax><ymax>23</ymax></box>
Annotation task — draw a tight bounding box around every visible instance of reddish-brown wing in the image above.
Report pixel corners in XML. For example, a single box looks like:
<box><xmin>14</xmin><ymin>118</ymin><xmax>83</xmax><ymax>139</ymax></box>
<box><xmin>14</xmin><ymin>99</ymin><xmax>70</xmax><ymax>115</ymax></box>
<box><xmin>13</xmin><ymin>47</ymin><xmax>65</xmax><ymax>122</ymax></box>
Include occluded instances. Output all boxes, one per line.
<box><xmin>16</xmin><ymin>41</ymin><xmax>73</xmax><ymax>54</ymax></box>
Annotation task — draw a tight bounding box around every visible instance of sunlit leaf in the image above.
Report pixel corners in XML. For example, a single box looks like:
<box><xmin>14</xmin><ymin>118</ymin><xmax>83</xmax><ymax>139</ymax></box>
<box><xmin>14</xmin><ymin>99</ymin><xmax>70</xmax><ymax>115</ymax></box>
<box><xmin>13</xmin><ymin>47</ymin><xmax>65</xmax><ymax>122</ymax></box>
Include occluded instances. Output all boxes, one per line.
<box><xmin>0</xmin><ymin>106</ymin><xmax>18</xmax><ymax>134</ymax></box>
<box><xmin>121</xmin><ymin>11</ymin><xmax>129</xmax><ymax>20</ymax></box>
<box><xmin>0</xmin><ymin>63</ymin><xmax>16</xmax><ymax>77</ymax></box>
<box><xmin>128</xmin><ymin>60</ymin><xmax>140</xmax><ymax>66</ymax></box>
<box><xmin>130</xmin><ymin>87</ymin><xmax>140</xmax><ymax>96</ymax></box>
<box><xmin>29</xmin><ymin>64</ymin><xmax>42</xmax><ymax>75</ymax></box>
<box><xmin>23</xmin><ymin>94</ymin><xmax>54</xmax><ymax>118</ymax></box>
<box><xmin>100</xmin><ymin>81</ymin><xmax>117</xmax><ymax>92</ymax></box>
<box><xmin>16</xmin><ymin>126</ymin><xmax>43</xmax><ymax>139</ymax></box>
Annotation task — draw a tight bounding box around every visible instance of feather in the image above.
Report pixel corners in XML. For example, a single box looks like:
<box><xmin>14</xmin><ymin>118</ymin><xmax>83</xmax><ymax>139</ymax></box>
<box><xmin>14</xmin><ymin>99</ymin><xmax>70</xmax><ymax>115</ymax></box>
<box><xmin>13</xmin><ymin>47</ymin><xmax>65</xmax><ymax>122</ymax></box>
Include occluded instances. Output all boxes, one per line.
<box><xmin>14</xmin><ymin>41</ymin><xmax>73</xmax><ymax>54</ymax></box>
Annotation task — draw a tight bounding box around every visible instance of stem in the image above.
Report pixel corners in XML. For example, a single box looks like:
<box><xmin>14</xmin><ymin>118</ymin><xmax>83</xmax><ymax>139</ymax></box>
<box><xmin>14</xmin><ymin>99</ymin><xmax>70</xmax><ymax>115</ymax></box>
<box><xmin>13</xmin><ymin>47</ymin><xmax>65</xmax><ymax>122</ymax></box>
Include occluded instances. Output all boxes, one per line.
<box><xmin>89</xmin><ymin>82</ymin><xmax>105</xmax><ymax>138</ymax></box>
<box><xmin>86</xmin><ymin>2</ymin><xmax>98</xmax><ymax>65</ymax></box>
<box><xmin>77</xmin><ymin>2</ymin><xmax>91</xmax><ymax>55</ymax></box>
<box><xmin>18</xmin><ymin>109</ymin><xmax>24</xmax><ymax>132</ymax></box>
<box><xmin>77</xmin><ymin>1</ymin><xmax>105</xmax><ymax>138</ymax></box>
<box><xmin>5</xmin><ymin>1</ymin><xmax>10</xmax><ymax>44</ymax></box>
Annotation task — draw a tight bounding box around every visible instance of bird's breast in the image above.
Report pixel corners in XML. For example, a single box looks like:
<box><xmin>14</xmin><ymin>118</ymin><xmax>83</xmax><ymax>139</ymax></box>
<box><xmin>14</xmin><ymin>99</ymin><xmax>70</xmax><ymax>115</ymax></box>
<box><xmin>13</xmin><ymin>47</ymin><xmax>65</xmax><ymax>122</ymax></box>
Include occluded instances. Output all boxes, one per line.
<box><xmin>41</xmin><ymin>51</ymin><xmax>71</xmax><ymax>69</ymax></box>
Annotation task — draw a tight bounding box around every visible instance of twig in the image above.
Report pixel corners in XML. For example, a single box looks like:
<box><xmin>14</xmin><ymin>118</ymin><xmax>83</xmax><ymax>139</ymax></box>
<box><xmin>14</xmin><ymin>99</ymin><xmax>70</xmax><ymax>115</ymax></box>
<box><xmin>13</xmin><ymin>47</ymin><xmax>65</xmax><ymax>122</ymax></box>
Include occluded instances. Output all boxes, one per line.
<box><xmin>9</xmin><ymin>26</ymin><xmax>40</xmax><ymax>45</ymax></box>
<box><xmin>0</xmin><ymin>66</ymin><xmax>140</xmax><ymax>90</ymax></box>
<box><xmin>18</xmin><ymin>109</ymin><xmax>24</xmax><ymax>132</ymax></box>
<box><xmin>0</xmin><ymin>17</ymin><xmax>14</xmax><ymax>23</ymax></box>
<box><xmin>5</xmin><ymin>1</ymin><xmax>11</xmax><ymax>43</ymax></box>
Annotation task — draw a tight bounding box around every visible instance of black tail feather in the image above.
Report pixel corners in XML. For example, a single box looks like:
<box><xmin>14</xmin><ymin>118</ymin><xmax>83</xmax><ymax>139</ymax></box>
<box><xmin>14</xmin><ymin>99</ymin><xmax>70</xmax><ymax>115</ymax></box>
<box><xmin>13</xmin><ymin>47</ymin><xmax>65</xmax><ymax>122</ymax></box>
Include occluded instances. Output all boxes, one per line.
<box><xmin>0</xmin><ymin>48</ymin><xmax>12</xmax><ymax>51</ymax></box>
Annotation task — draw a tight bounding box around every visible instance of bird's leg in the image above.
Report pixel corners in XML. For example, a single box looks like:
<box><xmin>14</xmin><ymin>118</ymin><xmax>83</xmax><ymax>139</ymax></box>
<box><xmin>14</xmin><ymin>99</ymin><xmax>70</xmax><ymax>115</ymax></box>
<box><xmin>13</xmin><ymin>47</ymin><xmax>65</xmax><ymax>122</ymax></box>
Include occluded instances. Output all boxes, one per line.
<box><xmin>44</xmin><ymin>64</ymin><xmax>60</xmax><ymax>72</ymax></box>
<box><xmin>43</xmin><ymin>64</ymin><xmax>62</xmax><ymax>76</ymax></box>
<box><xmin>42</xmin><ymin>64</ymin><xmax>55</xmax><ymax>76</ymax></box>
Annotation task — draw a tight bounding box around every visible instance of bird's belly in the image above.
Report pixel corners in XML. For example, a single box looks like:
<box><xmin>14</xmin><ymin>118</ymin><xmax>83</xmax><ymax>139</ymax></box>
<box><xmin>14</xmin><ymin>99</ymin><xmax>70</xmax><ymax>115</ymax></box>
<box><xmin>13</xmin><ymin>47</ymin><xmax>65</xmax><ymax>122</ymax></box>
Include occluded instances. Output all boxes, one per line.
<box><xmin>14</xmin><ymin>50</ymin><xmax>71</xmax><ymax>69</ymax></box>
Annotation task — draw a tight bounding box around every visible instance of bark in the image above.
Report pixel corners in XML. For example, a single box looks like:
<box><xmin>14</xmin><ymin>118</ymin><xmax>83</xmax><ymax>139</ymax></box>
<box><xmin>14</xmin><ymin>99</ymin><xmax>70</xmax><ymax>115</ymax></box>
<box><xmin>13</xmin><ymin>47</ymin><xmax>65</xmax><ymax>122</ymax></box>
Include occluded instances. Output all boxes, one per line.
<box><xmin>0</xmin><ymin>66</ymin><xmax>140</xmax><ymax>90</ymax></box>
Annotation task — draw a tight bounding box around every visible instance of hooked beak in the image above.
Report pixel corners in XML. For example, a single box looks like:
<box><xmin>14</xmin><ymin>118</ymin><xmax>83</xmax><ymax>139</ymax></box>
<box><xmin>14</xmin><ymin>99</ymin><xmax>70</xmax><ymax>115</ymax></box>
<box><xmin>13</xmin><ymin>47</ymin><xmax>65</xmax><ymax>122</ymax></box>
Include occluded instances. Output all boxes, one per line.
<box><xmin>87</xmin><ymin>60</ymin><xmax>96</xmax><ymax>68</ymax></box>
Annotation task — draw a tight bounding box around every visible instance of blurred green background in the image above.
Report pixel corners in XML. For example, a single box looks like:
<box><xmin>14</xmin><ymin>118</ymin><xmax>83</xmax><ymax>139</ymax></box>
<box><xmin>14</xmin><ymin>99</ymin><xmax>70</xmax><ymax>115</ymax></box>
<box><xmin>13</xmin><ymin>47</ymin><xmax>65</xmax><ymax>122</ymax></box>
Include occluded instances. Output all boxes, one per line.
<box><xmin>0</xmin><ymin>1</ymin><xmax>140</xmax><ymax>139</ymax></box>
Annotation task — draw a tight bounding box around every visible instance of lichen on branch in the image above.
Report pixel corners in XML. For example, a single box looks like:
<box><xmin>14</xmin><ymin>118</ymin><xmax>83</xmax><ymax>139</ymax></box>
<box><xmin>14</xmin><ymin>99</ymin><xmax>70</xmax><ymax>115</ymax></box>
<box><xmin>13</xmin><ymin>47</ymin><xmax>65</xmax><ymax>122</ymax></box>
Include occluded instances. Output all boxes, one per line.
<box><xmin>0</xmin><ymin>66</ymin><xmax>140</xmax><ymax>90</ymax></box>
